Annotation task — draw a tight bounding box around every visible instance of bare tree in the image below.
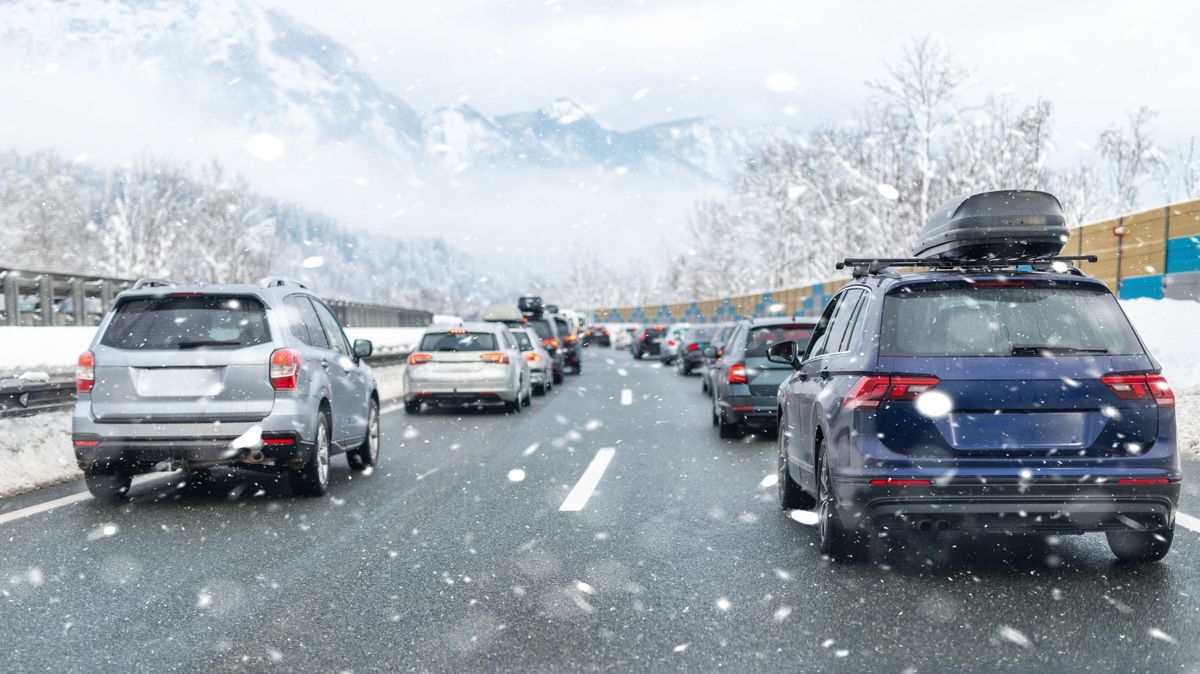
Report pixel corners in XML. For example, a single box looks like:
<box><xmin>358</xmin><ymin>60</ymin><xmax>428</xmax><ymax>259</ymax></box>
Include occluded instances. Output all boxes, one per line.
<box><xmin>1097</xmin><ymin>106</ymin><xmax>1166</xmax><ymax>213</ymax></box>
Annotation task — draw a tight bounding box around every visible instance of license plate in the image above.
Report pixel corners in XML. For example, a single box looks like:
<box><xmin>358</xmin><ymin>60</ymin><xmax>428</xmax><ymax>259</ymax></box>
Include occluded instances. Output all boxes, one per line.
<box><xmin>134</xmin><ymin>368</ymin><xmax>222</xmax><ymax>397</ymax></box>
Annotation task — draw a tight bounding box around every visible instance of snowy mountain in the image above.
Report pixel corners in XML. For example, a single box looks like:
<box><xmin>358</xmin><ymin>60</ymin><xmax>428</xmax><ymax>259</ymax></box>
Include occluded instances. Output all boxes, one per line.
<box><xmin>0</xmin><ymin>0</ymin><xmax>773</xmax><ymax>182</ymax></box>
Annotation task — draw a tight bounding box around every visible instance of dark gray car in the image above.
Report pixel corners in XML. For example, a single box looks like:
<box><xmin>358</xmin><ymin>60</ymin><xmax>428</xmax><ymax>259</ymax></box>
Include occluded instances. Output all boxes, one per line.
<box><xmin>71</xmin><ymin>278</ymin><xmax>380</xmax><ymax>502</ymax></box>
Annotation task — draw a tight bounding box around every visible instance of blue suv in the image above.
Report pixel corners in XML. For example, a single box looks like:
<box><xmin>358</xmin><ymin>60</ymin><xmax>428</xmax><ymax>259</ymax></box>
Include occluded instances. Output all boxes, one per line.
<box><xmin>771</xmin><ymin>191</ymin><xmax>1179</xmax><ymax>563</ymax></box>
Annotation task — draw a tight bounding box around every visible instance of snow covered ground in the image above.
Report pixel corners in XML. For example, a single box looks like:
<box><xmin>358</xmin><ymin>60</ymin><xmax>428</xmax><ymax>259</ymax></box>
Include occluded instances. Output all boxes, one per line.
<box><xmin>0</xmin><ymin>363</ymin><xmax>408</xmax><ymax>497</ymax></box>
<box><xmin>0</xmin><ymin>326</ymin><xmax>424</xmax><ymax>377</ymax></box>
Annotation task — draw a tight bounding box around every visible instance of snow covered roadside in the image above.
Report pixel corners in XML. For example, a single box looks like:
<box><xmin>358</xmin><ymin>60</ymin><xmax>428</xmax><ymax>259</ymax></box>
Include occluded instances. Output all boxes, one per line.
<box><xmin>0</xmin><ymin>363</ymin><xmax>408</xmax><ymax>498</ymax></box>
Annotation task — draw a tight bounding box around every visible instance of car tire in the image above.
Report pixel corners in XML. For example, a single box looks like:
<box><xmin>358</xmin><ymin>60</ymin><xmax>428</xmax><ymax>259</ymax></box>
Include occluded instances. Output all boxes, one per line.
<box><xmin>348</xmin><ymin>400</ymin><xmax>380</xmax><ymax>470</ymax></box>
<box><xmin>778</xmin><ymin>415</ymin><xmax>815</xmax><ymax>510</ymax></box>
<box><xmin>633</xmin><ymin>350</ymin><xmax>642</xmax><ymax>360</ymax></box>
<box><xmin>84</xmin><ymin>468</ymin><xmax>132</xmax><ymax>504</ymax></box>
<box><xmin>404</xmin><ymin>400</ymin><xmax>420</xmax><ymax>414</ymax></box>
<box><xmin>1107</xmin><ymin>524</ymin><xmax>1174</xmax><ymax>563</ymax></box>
<box><xmin>534</xmin><ymin>382</ymin><xmax>547</xmax><ymax>396</ymax></box>
<box><xmin>553</xmin><ymin>369</ymin><xmax>565</xmax><ymax>385</ymax></box>
<box><xmin>717</xmin><ymin>408</ymin><xmax>740</xmax><ymax>439</ymax></box>
<box><xmin>290</xmin><ymin>413</ymin><xmax>331</xmax><ymax>497</ymax></box>
<box><xmin>522</xmin><ymin>386</ymin><xmax>532</xmax><ymax>407</ymax></box>
<box><xmin>702</xmin><ymin>378</ymin><xmax>709</xmax><ymax>394</ymax></box>
<box><xmin>816</xmin><ymin>441</ymin><xmax>851</xmax><ymax>558</ymax></box>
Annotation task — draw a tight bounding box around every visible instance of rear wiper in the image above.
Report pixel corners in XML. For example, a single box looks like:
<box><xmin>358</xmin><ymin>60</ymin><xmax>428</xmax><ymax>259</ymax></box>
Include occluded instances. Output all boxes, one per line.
<box><xmin>1011</xmin><ymin>345</ymin><xmax>1108</xmax><ymax>356</ymax></box>
<box><xmin>175</xmin><ymin>339</ymin><xmax>243</xmax><ymax>349</ymax></box>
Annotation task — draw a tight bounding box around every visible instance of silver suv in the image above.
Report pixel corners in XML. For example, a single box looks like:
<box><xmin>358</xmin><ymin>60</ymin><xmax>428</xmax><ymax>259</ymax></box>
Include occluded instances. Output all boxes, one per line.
<box><xmin>71</xmin><ymin>278</ymin><xmax>381</xmax><ymax>502</ymax></box>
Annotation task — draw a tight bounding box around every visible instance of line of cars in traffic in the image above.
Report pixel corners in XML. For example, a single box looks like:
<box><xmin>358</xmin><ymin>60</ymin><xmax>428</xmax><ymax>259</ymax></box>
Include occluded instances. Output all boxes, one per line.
<box><xmin>619</xmin><ymin>190</ymin><xmax>1181</xmax><ymax>564</ymax></box>
<box><xmin>402</xmin><ymin>296</ymin><xmax>587</xmax><ymax>414</ymax></box>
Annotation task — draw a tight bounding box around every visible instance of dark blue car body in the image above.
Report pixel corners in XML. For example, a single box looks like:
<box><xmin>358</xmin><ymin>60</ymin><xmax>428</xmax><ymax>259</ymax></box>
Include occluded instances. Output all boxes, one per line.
<box><xmin>775</xmin><ymin>268</ymin><xmax>1179</xmax><ymax>561</ymax></box>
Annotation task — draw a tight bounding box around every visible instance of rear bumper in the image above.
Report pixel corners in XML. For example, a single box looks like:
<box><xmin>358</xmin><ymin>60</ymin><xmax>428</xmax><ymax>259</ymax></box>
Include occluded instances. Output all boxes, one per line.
<box><xmin>717</xmin><ymin>396</ymin><xmax>777</xmax><ymax>427</ymax></box>
<box><xmin>72</xmin><ymin>398</ymin><xmax>318</xmax><ymax>471</ymax></box>
<box><xmin>835</xmin><ymin>478</ymin><xmax>1180</xmax><ymax>534</ymax></box>
<box><xmin>409</xmin><ymin>392</ymin><xmax>510</xmax><ymax>406</ymax></box>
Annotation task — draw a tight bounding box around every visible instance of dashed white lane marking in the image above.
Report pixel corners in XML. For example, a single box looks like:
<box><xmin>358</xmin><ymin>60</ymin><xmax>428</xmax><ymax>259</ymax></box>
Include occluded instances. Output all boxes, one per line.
<box><xmin>620</xmin><ymin>389</ymin><xmax>633</xmax><ymax>405</ymax></box>
<box><xmin>521</xmin><ymin>442</ymin><xmax>540</xmax><ymax>457</ymax></box>
<box><xmin>617</xmin><ymin>368</ymin><xmax>628</xmax><ymax>377</ymax></box>
<box><xmin>559</xmin><ymin>448</ymin><xmax>616</xmax><ymax>512</ymax></box>
<box><xmin>1176</xmin><ymin>511</ymin><xmax>1200</xmax><ymax>533</ymax></box>
<box><xmin>0</xmin><ymin>475</ymin><xmax>164</xmax><ymax>526</ymax></box>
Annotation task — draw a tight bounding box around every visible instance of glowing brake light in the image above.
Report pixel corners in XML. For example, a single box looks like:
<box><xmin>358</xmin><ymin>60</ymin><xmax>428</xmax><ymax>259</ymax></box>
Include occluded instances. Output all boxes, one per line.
<box><xmin>448</xmin><ymin>327</ymin><xmax>467</xmax><ymax>335</ymax></box>
<box><xmin>1102</xmin><ymin>373</ymin><xmax>1174</xmax><ymax>407</ymax></box>
<box><xmin>869</xmin><ymin>478</ymin><xmax>931</xmax><ymax>486</ymax></box>
<box><xmin>542</xmin><ymin>338</ymin><xmax>559</xmax><ymax>350</ymax></box>
<box><xmin>843</xmin><ymin>375</ymin><xmax>939</xmax><ymax>409</ymax></box>
<box><xmin>667</xmin><ymin>340</ymin><xmax>677</xmax><ymax>347</ymax></box>
<box><xmin>524</xmin><ymin>352</ymin><xmax>541</xmax><ymax>363</ymax></box>
<box><xmin>76</xmin><ymin>351</ymin><xmax>95</xmax><ymax>393</ymax></box>
<box><xmin>408</xmin><ymin>353</ymin><xmax>433</xmax><ymax>365</ymax></box>
<box><xmin>269</xmin><ymin>348</ymin><xmax>301</xmax><ymax>390</ymax></box>
<box><xmin>565</xmin><ymin>334</ymin><xmax>577</xmax><ymax>343</ymax></box>
<box><xmin>729</xmin><ymin>363</ymin><xmax>747</xmax><ymax>384</ymax></box>
<box><xmin>480</xmin><ymin>352</ymin><xmax>509</xmax><ymax>364</ymax></box>
<box><xmin>1117</xmin><ymin>478</ymin><xmax>1170</xmax><ymax>485</ymax></box>
<box><xmin>687</xmin><ymin>343</ymin><xmax>699</xmax><ymax>352</ymax></box>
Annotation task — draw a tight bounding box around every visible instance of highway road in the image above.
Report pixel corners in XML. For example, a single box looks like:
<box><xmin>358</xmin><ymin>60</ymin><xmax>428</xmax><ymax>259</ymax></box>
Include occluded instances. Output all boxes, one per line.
<box><xmin>3</xmin><ymin>352</ymin><xmax>1200</xmax><ymax>672</ymax></box>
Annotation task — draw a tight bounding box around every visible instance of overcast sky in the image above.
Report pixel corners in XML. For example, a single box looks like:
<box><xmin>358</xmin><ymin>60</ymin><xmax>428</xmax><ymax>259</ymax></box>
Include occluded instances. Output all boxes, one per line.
<box><xmin>269</xmin><ymin>0</ymin><xmax>1200</xmax><ymax>153</ymax></box>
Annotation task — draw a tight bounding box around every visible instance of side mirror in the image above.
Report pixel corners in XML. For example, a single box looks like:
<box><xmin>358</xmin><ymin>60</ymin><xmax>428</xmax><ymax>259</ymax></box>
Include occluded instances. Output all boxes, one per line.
<box><xmin>353</xmin><ymin>339</ymin><xmax>373</xmax><ymax>359</ymax></box>
<box><xmin>766</xmin><ymin>341</ymin><xmax>799</xmax><ymax>369</ymax></box>
<box><xmin>703</xmin><ymin>346</ymin><xmax>719</xmax><ymax>358</ymax></box>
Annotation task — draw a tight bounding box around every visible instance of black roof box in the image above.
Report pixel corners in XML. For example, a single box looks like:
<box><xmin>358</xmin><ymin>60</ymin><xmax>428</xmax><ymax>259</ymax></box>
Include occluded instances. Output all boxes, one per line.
<box><xmin>518</xmin><ymin>296</ymin><xmax>543</xmax><ymax>314</ymax></box>
<box><xmin>914</xmin><ymin>190</ymin><xmax>1068</xmax><ymax>261</ymax></box>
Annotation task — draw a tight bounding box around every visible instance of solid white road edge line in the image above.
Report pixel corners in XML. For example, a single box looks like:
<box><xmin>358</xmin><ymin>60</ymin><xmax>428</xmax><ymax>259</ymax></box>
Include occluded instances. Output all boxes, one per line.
<box><xmin>0</xmin><ymin>474</ymin><xmax>164</xmax><ymax>526</ymax></box>
<box><xmin>620</xmin><ymin>389</ymin><xmax>633</xmax><ymax>405</ymax></box>
<box><xmin>559</xmin><ymin>447</ymin><xmax>616</xmax><ymax>512</ymax></box>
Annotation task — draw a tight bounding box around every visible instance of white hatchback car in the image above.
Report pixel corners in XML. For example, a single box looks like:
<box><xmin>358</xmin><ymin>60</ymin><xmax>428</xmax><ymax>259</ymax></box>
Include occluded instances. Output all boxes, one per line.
<box><xmin>404</xmin><ymin>323</ymin><xmax>531</xmax><ymax>413</ymax></box>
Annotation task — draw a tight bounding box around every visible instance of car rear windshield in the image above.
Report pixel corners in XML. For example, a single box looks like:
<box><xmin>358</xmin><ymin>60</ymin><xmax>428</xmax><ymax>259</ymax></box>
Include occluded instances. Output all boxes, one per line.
<box><xmin>746</xmin><ymin>325</ymin><xmax>814</xmax><ymax>357</ymax></box>
<box><xmin>684</xmin><ymin>328</ymin><xmax>716</xmax><ymax>342</ymax></box>
<box><xmin>880</xmin><ymin>283</ymin><xmax>1144</xmax><ymax>357</ymax></box>
<box><xmin>527</xmin><ymin>319</ymin><xmax>554</xmax><ymax>340</ymax></box>
<box><xmin>511</xmin><ymin>331</ymin><xmax>533</xmax><ymax>350</ymax></box>
<box><xmin>101</xmin><ymin>295</ymin><xmax>270</xmax><ymax>350</ymax></box>
<box><xmin>419</xmin><ymin>332</ymin><xmax>497</xmax><ymax>351</ymax></box>
<box><xmin>644</xmin><ymin>328</ymin><xmax>667</xmax><ymax>338</ymax></box>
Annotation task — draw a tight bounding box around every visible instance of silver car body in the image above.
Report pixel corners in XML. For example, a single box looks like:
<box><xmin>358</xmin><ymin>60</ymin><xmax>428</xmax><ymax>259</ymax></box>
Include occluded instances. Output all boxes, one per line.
<box><xmin>659</xmin><ymin>324</ymin><xmax>690</xmax><ymax>363</ymax></box>
<box><xmin>71</xmin><ymin>280</ymin><xmax>378</xmax><ymax>474</ymax></box>
<box><xmin>404</xmin><ymin>322</ymin><xmax>530</xmax><ymax>406</ymax></box>
<box><xmin>511</xmin><ymin>326</ymin><xmax>553</xmax><ymax>391</ymax></box>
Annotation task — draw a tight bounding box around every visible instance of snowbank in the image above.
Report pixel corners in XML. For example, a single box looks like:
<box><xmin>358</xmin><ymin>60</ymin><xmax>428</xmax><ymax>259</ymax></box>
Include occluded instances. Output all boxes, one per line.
<box><xmin>0</xmin><ymin>326</ymin><xmax>424</xmax><ymax>376</ymax></box>
<box><xmin>1121</xmin><ymin>298</ymin><xmax>1200</xmax><ymax>391</ymax></box>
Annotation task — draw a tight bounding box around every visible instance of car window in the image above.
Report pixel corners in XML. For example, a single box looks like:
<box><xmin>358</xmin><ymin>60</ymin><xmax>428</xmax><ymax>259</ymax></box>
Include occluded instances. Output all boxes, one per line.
<box><xmin>100</xmin><ymin>295</ymin><xmax>270</xmax><ymax>350</ymax></box>
<box><xmin>837</xmin><ymin>291</ymin><xmax>871</xmax><ymax>353</ymax></box>
<box><xmin>880</xmin><ymin>284</ymin><xmax>1144</xmax><ymax>357</ymax></box>
<box><xmin>420</xmin><ymin>332</ymin><xmax>498</xmax><ymax>351</ymax></box>
<box><xmin>292</xmin><ymin>296</ymin><xmax>329</xmax><ymax>349</ymax></box>
<box><xmin>511</xmin><ymin>331</ymin><xmax>533</xmax><ymax>350</ymax></box>
<box><xmin>684</xmin><ymin>328</ymin><xmax>716</xmax><ymax>342</ymax></box>
<box><xmin>527</xmin><ymin>319</ymin><xmax>555</xmax><ymax>340</ymax></box>
<box><xmin>745</xmin><ymin>324</ymin><xmax>816</xmax><ymax>358</ymax></box>
<box><xmin>818</xmin><ymin>290</ymin><xmax>863</xmax><ymax>357</ymax></box>
<box><xmin>803</xmin><ymin>297</ymin><xmax>841</xmax><ymax>360</ymax></box>
<box><xmin>311</xmin><ymin>299</ymin><xmax>351</xmax><ymax>355</ymax></box>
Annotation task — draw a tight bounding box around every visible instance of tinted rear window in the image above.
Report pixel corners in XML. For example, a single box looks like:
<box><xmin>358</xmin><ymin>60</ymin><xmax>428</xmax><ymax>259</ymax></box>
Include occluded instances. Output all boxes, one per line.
<box><xmin>511</xmin><ymin>331</ymin><xmax>533</xmax><ymax>350</ymax></box>
<box><xmin>881</xmin><ymin>284</ymin><xmax>1144</xmax><ymax>357</ymax></box>
<box><xmin>419</xmin><ymin>332</ymin><xmax>497</xmax><ymax>351</ymax></box>
<box><xmin>101</xmin><ymin>296</ymin><xmax>270</xmax><ymax>350</ymax></box>
<box><xmin>527</xmin><ymin>319</ymin><xmax>554</xmax><ymax>339</ymax></box>
<box><xmin>746</xmin><ymin>325</ymin><xmax>814</xmax><ymax>357</ymax></box>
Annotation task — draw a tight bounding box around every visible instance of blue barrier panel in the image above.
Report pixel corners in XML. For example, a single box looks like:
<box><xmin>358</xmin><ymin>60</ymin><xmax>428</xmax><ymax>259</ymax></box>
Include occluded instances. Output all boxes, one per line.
<box><xmin>1119</xmin><ymin>274</ymin><xmax>1164</xmax><ymax>300</ymax></box>
<box><xmin>1167</xmin><ymin>236</ymin><xmax>1200</xmax><ymax>274</ymax></box>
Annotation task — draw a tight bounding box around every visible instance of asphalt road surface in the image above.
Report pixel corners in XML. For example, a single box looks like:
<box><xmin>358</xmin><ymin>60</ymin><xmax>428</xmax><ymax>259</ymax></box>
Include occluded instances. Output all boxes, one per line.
<box><xmin>4</xmin><ymin>352</ymin><xmax>1200</xmax><ymax>672</ymax></box>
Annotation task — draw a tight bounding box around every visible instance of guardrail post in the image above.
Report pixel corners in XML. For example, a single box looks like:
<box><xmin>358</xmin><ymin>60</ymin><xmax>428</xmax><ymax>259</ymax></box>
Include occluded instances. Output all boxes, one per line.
<box><xmin>71</xmin><ymin>278</ymin><xmax>84</xmax><ymax>325</ymax></box>
<box><xmin>39</xmin><ymin>276</ymin><xmax>53</xmax><ymax>326</ymax></box>
<box><xmin>100</xmin><ymin>280</ymin><xmax>114</xmax><ymax>314</ymax></box>
<box><xmin>3</xmin><ymin>274</ymin><xmax>17</xmax><ymax>326</ymax></box>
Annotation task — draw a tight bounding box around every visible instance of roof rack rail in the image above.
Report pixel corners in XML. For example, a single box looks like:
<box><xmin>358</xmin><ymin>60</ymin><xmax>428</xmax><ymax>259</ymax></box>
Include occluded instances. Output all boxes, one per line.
<box><xmin>261</xmin><ymin>276</ymin><xmax>308</xmax><ymax>290</ymax></box>
<box><xmin>836</xmin><ymin>255</ymin><xmax>1098</xmax><ymax>279</ymax></box>
<box><xmin>130</xmin><ymin>277</ymin><xmax>175</xmax><ymax>290</ymax></box>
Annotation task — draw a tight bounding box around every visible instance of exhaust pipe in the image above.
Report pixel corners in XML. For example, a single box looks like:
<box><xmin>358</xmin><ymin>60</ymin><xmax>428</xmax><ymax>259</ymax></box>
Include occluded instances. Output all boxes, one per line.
<box><xmin>936</xmin><ymin>520</ymin><xmax>950</xmax><ymax>532</ymax></box>
<box><xmin>246</xmin><ymin>449</ymin><xmax>266</xmax><ymax>463</ymax></box>
<box><xmin>917</xmin><ymin>520</ymin><xmax>933</xmax><ymax>532</ymax></box>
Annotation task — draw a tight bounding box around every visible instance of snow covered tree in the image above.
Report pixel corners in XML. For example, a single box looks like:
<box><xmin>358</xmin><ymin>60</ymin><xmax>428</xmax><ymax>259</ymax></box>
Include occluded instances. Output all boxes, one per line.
<box><xmin>1097</xmin><ymin>106</ymin><xmax>1166</xmax><ymax>213</ymax></box>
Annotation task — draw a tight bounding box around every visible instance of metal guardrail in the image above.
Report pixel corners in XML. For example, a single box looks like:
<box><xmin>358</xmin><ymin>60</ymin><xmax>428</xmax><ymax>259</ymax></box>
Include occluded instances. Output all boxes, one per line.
<box><xmin>0</xmin><ymin>351</ymin><xmax>411</xmax><ymax>419</ymax></box>
<box><xmin>0</xmin><ymin>267</ymin><xmax>434</xmax><ymax>328</ymax></box>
